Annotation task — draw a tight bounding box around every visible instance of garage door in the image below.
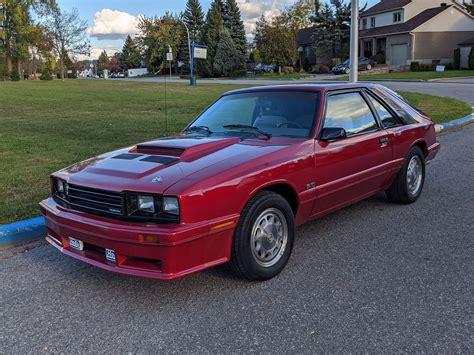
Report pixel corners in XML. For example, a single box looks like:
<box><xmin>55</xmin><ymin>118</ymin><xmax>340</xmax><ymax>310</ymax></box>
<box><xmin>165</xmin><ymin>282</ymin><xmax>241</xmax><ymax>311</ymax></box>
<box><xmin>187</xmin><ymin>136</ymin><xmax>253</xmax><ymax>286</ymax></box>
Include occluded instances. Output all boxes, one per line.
<box><xmin>391</xmin><ymin>44</ymin><xmax>408</xmax><ymax>66</ymax></box>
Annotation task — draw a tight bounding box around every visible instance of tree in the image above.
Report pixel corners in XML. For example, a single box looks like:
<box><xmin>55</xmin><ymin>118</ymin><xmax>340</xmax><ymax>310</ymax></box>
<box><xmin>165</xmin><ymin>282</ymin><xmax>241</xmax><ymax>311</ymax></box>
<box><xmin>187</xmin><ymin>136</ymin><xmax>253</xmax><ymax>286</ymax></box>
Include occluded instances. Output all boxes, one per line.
<box><xmin>183</xmin><ymin>0</ymin><xmax>205</xmax><ymax>42</ymax></box>
<box><xmin>223</xmin><ymin>0</ymin><xmax>247</xmax><ymax>70</ymax></box>
<box><xmin>138</xmin><ymin>14</ymin><xmax>183</xmax><ymax>72</ymax></box>
<box><xmin>97</xmin><ymin>50</ymin><xmax>110</xmax><ymax>72</ymax></box>
<box><xmin>44</xmin><ymin>7</ymin><xmax>89</xmax><ymax>79</ymax></box>
<box><xmin>213</xmin><ymin>28</ymin><xmax>239</xmax><ymax>76</ymax></box>
<box><xmin>109</xmin><ymin>52</ymin><xmax>123</xmax><ymax>73</ymax></box>
<box><xmin>312</xmin><ymin>1</ymin><xmax>335</xmax><ymax>61</ymax></box>
<box><xmin>199</xmin><ymin>0</ymin><xmax>224</xmax><ymax>76</ymax></box>
<box><xmin>121</xmin><ymin>35</ymin><xmax>142</xmax><ymax>69</ymax></box>
<box><xmin>454</xmin><ymin>48</ymin><xmax>461</xmax><ymax>70</ymax></box>
<box><xmin>469</xmin><ymin>46</ymin><xmax>474</xmax><ymax>70</ymax></box>
<box><xmin>0</xmin><ymin>0</ymin><xmax>56</xmax><ymax>76</ymax></box>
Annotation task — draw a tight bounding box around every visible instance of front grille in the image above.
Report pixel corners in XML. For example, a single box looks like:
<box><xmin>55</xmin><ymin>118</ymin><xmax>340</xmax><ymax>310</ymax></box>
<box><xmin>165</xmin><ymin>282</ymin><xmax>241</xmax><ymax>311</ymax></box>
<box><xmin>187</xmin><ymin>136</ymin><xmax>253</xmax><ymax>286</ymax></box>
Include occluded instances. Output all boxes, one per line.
<box><xmin>55</xmin><ymin>184</ymin><xmax>124</xmax><ymax>217</ymax></box>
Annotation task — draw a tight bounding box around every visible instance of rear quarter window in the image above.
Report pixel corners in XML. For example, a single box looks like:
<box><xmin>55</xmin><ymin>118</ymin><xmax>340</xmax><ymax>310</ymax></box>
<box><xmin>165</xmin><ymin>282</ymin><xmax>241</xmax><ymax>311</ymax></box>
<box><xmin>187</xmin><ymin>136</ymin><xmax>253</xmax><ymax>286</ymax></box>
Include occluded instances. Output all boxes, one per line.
<box><xmin>371</xmin><ymin>87</ymin><xmax>418</xmax><ymax>124</ymax></box>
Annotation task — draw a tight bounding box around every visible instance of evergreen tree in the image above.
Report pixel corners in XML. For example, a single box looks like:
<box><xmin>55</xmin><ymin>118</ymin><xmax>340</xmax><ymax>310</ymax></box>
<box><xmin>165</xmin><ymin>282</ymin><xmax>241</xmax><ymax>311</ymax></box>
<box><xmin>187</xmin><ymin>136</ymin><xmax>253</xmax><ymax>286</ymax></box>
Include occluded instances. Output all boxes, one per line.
<box><xmin>199</xmin><ymin>0</ymin><xmax>224</xmax><ymax>77</ymax></box>
<box><xmin>183</xmin><ymin>0</ymin><xmax>205</xmax><ymax>42</ymax></box>
<box><xmin>121</xmin><ymin>35</ymin><xmax>142</xmax><ymax>69</ymax></box>
<box><xmin>213</xmin><ymin>28</ymin><xmax>239</xmax><ymax>76</ymax></box>
<box><xmin>180</xmin><ymin>0</ymin><xmax>205</xmax><ymax>73</ymax></box>
<box><xmin>312</xmin><ymin>1</ymin><xmax>335</xmax><ymax>61</ymax></box>
<box><xmin>223</xmin><ymin>0</ymin><xmax>247</xmax><ymax>72</ymax></box>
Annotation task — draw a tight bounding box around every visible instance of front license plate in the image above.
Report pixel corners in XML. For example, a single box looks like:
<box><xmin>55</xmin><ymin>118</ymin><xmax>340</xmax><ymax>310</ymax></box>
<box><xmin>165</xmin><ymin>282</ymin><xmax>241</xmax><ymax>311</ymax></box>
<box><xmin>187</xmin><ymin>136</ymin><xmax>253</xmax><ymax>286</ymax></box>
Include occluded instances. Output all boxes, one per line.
<box><xmin>105</xmin><ymin>248</ymin><xmax>116</xmax><ymax>263</ymax></box>
<box><xmin>69</xmin><ymin>237</ymin><xmax>84</xmax><ymax>251</ymax></box>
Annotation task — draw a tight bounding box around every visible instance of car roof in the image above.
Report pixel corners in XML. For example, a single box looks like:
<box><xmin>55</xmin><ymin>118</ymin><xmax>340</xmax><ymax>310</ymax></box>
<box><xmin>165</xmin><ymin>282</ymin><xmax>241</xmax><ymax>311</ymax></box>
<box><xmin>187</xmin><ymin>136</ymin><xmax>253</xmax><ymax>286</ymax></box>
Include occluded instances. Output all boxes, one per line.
<box><xmin>223</xmin><ymin>83</ymin><xmax>378</xmax><ymax>96</ymax></box>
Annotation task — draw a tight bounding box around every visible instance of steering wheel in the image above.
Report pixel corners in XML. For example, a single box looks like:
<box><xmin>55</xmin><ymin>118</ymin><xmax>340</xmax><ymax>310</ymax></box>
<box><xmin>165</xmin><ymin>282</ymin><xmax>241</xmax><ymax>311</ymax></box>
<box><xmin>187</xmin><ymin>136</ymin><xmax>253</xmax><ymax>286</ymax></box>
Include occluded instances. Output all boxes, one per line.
<box><xmin>277</xmin><ymin>121</ymin><xmax>306</xmax><ymax>129</ymax></box>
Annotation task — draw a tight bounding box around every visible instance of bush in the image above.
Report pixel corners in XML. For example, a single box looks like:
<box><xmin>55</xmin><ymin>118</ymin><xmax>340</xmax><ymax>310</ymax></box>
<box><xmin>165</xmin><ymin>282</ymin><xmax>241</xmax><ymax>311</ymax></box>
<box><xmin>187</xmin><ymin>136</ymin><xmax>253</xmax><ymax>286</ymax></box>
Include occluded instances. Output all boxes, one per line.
<box><xmin>0</xmin><ymin>65</ymin><xmax>9</xmax><ymax>81</ymax></box>
<box><xmin>372</xmin><ymin>52</ymin><xmax>385</xmax><ymax>64</ymax></box>
<box><xmin>310</xmin><ymin>64</ymin><xmax>330</xmax><ymax>74</ymax></box>
<box><xmin>469</xmin><ymin>46</ymin><xmax>474</xmax><ymax>70</ymax></box>
<box><xmin>410</xmin><ymin>62</ymin><xmax>436</xmax><ymax>72</ymax></box>
<box><xmin>10</xmin><ymin>70</ymin><xmax>20</xmax><ymax>81</ymax></box>
<box><xmin>453</xmin><ymin>48</ymin><xmax>461</xmax><ymax>69</ymax></box>
<box><xmin>40</xmin><ymin>66</ymin><xmax>54</xmax><ymax>80</ymax></box>
<box><xmin>444</xmin><ymin>62</ymin><xmax>454</xmax><ymax>70</ymax></box>
<box><xmin>410</xmin><ymin>61</ymin><xmax>420</xmax><ymax>71</ymax></box>
<box><xmin>282</xmin><ymin>66</ymin><xmax>294</xmax><ymax>74</ymax></box>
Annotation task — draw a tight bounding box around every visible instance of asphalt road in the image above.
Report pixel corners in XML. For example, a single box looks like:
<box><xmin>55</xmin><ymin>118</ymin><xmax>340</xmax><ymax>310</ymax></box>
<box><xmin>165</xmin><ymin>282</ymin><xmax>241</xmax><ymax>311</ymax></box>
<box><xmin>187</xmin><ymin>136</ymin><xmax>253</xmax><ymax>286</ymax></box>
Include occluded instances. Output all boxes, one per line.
<box><xmin>1</xmin><ymin>125</ymin><xmax>473</xmax><ymax>353</ymax></box>
<box><xmin>116</xmin><ymin>76</ymin><xmax>474</xmax><ymax>106</ymax></box>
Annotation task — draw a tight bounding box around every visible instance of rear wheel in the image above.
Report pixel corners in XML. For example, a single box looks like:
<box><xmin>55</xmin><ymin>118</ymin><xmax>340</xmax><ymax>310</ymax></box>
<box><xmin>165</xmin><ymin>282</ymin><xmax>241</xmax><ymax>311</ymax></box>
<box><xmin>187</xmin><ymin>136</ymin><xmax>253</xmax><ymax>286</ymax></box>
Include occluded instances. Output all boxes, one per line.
<box><xmin>229</xmin><ymin>191</ymin><xmax>295</xmax><ymax>281</ymax></box>
<box><xmin>366</xmin><ymin>64</ymin><xmax>372</xmax><ymax>70</ymax></box>
<box><xmin>344</xmin><ymin>67</ymin><xmax>350</xmax><ymax>74</ymax></box>
<box><xmin>386</xmin><ymin>146</ymin><xmax>425</xmax><ymax>204</ymax></box>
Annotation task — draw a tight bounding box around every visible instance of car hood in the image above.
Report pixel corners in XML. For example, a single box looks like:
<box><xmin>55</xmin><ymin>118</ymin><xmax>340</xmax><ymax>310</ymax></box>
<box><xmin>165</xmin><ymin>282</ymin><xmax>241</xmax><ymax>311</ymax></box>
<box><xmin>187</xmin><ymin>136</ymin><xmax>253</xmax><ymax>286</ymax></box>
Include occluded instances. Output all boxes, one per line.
<box><xmin>55</xmin><ymin>134</ymin><xmax>294</xmax><ymax>194</ymax></box>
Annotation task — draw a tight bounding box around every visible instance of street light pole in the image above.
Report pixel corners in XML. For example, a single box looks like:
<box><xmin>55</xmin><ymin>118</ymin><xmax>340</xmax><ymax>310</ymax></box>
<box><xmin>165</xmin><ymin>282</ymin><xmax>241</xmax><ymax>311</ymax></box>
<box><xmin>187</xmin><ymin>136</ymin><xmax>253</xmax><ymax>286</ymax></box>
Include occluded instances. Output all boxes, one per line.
<box><xmin>180</xmin><ymin>20</ymin><xmax>193</xmax><ymax>85</ymax></box>
<box><xmin>349</xmin><ymin>0</ymin><xmax>359</xmax><ymax>83</ymax></box>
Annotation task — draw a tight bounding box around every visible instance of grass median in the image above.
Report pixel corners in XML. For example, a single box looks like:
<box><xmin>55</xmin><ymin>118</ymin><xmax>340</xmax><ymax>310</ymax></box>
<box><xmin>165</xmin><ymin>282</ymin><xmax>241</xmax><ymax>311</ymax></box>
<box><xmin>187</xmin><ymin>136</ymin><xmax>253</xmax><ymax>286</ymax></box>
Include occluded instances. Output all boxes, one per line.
<box><xmin>355</xmin><ymin>70</ymin><xmax>474</xmax><ymax>81</ymax></box>
<box><xmin>0</xmin><ymin>80</ymin><xmax>470</xmax><ymax>224</ymax></box>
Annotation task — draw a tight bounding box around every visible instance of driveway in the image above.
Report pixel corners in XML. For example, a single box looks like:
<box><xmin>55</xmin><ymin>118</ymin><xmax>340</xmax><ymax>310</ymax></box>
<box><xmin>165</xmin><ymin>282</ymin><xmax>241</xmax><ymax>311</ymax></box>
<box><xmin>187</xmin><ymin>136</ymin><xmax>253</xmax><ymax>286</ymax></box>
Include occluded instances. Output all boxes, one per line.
<box><xmin>1</xmin><ymin>125</ymin><xmax>473</xmax><ymax>352</ymax></box>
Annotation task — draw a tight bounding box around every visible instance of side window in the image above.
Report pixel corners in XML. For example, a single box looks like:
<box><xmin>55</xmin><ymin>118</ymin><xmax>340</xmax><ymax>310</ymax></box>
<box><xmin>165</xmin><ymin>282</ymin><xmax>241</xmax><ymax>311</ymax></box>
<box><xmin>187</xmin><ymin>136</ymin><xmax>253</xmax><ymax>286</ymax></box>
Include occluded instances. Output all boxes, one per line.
<box><xmin>366</xmin><ymin>94</ymin><xmax>400</xmax><ymax>128</ymax></box>
<box><xmin>324</xmin><ymin>92</ymin><xmax>379</xmax><ymax>136</ymax></box>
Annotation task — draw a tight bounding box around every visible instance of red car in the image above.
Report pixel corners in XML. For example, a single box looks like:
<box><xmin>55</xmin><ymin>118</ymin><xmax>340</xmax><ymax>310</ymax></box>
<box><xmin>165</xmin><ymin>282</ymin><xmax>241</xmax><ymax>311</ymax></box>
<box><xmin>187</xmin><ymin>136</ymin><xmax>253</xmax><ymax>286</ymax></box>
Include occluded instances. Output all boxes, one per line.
<box><xmin>40</xmin><ymin>84</ymin><xmax>440</xmax><ymax>281</ymax></box>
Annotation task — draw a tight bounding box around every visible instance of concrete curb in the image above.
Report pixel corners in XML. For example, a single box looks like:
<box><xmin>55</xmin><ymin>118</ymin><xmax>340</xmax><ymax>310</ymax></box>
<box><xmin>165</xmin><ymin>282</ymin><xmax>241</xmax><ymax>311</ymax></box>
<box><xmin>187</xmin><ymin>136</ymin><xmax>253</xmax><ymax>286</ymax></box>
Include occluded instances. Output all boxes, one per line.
<box><xmin>1</xmin><ymin>111</ymin><xmax>473</xmax><ymax>249</ymax></box>
<box><xmin>0</xmin><ymin>216</ymin><xmax>46</xmax><ymax>249</ymax></box>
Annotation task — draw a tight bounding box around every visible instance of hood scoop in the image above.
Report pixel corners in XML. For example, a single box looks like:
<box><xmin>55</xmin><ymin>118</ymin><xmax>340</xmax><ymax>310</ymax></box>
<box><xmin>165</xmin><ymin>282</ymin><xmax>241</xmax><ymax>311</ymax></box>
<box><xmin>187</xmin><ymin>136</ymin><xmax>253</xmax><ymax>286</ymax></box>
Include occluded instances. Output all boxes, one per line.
<box><xmin>132</xmin><ymin>137</ymin><xmax>241</xmax><ymax>162</ymax></box>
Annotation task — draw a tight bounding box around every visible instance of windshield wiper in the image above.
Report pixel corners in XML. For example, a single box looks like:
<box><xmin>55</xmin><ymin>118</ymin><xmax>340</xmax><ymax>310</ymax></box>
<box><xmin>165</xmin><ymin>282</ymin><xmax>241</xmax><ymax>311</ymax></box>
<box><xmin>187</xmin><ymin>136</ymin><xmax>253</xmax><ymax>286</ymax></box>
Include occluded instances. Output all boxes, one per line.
<box><xmin>223</xmin><ymin>124</ymin><xmax>272</xmax><ymax>139</ymax></box>
<box><xmin>183</xmin><ymin>125</ymin><xmax>213</xmax><ymax>136</ymax></box>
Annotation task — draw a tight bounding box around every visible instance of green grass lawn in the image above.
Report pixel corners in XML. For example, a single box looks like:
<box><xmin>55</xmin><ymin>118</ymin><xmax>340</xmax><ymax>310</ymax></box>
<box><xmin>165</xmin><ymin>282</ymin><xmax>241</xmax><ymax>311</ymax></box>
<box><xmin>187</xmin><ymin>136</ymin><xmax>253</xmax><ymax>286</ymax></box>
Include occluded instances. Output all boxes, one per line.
<box><xmin>0</xmin><ymin>80</ymin><xmax>470</xmax><ymax>224</ymax></box>
<box><xmin>356</xmin><ymin>70</ymin><xmax>474</xmax><ymax>81</ymax></box>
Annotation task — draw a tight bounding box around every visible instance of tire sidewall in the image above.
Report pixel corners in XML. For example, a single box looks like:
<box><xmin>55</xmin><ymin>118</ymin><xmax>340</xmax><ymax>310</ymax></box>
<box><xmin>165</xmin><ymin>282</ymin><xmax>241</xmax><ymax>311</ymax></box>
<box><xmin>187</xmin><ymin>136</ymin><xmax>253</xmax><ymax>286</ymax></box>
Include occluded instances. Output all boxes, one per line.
<box><xmin>402</xmin><ymin>147</ymin><xmax>425</xmax><ymax>202</ymax></box>
<box><xmin>235</xmin><ymin>193</ymin><xmax>295</xmax><ymax>280</ymax></box>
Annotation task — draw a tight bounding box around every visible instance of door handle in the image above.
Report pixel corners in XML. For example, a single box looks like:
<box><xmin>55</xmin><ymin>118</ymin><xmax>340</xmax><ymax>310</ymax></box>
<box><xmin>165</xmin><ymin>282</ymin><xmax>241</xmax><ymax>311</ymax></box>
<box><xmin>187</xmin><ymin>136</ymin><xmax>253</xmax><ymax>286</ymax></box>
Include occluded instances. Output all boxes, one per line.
<box><xmin>379</xmin><ymin>137</ymin><xmax>389</xmax><ymax>144</ymax></box>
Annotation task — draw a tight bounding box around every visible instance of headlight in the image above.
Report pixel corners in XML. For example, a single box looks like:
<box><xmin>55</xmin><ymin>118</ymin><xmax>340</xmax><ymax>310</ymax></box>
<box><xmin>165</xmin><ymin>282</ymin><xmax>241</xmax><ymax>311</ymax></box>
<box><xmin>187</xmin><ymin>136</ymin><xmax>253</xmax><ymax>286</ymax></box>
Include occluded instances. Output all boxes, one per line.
<box><xmin>163</xmin><ymin>197</ymin><xmax>180</xmax><ymax>215</ymax></box>
<box><xmin>125</xmin><ymin>193</ymin><xmax>180</xmax><ymax>223</ymax></box>
<box><xmin>54</xmin><ymin>178</ymin><xmax>68</xmax><ymax>196</ymax></box>
<box><xmin>137</xmin><ymin>195</ymin><xmax>155</xmax><ymax>213</ymax></box>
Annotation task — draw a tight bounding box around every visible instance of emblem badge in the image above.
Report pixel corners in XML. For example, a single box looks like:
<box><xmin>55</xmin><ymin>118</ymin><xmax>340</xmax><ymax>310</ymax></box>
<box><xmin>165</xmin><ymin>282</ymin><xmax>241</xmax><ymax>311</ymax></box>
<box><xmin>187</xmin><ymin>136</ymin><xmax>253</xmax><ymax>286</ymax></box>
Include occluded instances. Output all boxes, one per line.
<box><xmin>152</xmin><ymin>176</ymin><xmax>162</xmax><ymax>183</ymax></box>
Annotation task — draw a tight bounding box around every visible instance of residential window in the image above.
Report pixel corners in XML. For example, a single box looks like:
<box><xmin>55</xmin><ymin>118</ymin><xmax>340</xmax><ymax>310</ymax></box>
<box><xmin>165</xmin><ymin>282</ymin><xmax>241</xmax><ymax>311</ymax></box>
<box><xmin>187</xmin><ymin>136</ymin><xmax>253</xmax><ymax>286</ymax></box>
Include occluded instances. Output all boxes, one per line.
<box><xmin>324</xmin><ymin>92</ymin><xmax>378</xmax><ymax>137</ymax></box>
<box><xmin>370</xmin><ymin>17</ymin><xmax>376</xmax><ymax>28</ymax></box>
<box><xmin>304</xmin><ymin>46</ymin><xmax>311</xmax><ymax>59</ymax></box>
<box><xmin>362</xmin><ymin>18</ymin><xmax>367</xmax><ymax>29</ymax></box>
<box><xmin>393</xmin><ymin>12</ymin><xmax>402</xmax><ymax>23</ymax></box>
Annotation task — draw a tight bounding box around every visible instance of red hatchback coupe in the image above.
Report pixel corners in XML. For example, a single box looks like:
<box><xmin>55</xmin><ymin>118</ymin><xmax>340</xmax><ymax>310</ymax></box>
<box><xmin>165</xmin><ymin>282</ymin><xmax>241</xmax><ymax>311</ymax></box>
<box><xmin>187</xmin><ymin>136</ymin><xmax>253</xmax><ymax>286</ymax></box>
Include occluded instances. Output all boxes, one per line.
<box><xmin>40</xmin><ymin>83</ymin><xmax>440</xmax><ymax>281</ymax></box>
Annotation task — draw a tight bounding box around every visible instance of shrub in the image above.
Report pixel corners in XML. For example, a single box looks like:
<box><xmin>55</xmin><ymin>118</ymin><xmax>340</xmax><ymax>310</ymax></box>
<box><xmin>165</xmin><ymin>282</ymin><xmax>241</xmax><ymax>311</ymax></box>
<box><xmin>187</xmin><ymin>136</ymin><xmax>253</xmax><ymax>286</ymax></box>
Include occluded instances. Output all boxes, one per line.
<box><xmin>318</xmin><ymin>65</ymin><xmax>330</xmax><ymax>74</ymax></box>
<box><xmin>410</xmin><ymin>61</ymin><xmax>420</xmax><ymax>71</ymax></box>
<box><xmin>469</xmin><ymin>46</ymin><xmax>474</xmax><ymax>70</ymax></box>
<box><xmin>453</xmin><ymin>48</ymin><xmax>461</xmax><ymax>69</ymax></box>
<box><xmin>40</xmin><ymin>66</ymin><xmax>54</xmax><ymax>80</ymax></box>
<box><xmin>282</xmin><ymin>66</ymin><xmax>294</xmax><ymax>74</ymax></box>
<box><xmin>0</xmin><ymin>65</ymin><xmax>9</xmax><ymax>81</ymax></box>
<box><xmin>444</xmin><ymin>62</ymin><xmax>454</xmax><ymax>70</ymax></box>
<box><xmin>10</xmin><ymin>70</ymin><xmax>20</xmax><ymax>81</ymax></box>
<box><xmin>372</xmin><ymin>52</ymin><xmax>385</xmax><ymax>64</ymax></box>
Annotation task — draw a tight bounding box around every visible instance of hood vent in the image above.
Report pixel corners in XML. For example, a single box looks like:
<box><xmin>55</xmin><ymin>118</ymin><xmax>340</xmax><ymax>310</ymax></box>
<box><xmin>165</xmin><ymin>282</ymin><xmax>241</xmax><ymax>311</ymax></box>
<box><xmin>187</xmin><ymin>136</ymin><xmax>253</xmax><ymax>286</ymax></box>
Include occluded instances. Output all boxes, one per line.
<box><xmin>135</xmin><ymin>145</ymin><xmax>185</xmax><ymax>156</ymax></box>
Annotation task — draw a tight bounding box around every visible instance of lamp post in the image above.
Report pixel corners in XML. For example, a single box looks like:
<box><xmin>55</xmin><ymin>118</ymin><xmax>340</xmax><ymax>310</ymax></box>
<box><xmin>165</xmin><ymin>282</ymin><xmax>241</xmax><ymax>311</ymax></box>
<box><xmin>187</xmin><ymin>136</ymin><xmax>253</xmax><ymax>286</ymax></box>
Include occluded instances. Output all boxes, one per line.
<box><xmin>179</xmin><ymin>20</ymin><xmax>193</xmax><ymax>85</ymax></box>
<box><xmin>349</xmin><ymin>0</ymin><xmax>359</xmax><ymax>83</ymax></box>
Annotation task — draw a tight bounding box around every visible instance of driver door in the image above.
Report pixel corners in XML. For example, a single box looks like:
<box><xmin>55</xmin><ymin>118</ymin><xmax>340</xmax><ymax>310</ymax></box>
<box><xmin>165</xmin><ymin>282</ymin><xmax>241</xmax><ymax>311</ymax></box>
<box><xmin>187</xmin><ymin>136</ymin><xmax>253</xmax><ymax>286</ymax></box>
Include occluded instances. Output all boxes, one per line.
<box><xmin>311</xmin><ymin>90</ymin><xmax>393</xmax><ymax>217</ymax></box>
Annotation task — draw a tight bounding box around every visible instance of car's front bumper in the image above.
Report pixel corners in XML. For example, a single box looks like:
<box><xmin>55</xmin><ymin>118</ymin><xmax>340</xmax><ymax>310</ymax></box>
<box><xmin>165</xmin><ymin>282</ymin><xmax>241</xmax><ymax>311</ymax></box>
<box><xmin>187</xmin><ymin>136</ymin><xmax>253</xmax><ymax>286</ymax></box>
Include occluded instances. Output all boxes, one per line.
<box><xmin>40</xmin><ymin>198</ymin><xmax>236</xmax><ymax>280</ymax></box>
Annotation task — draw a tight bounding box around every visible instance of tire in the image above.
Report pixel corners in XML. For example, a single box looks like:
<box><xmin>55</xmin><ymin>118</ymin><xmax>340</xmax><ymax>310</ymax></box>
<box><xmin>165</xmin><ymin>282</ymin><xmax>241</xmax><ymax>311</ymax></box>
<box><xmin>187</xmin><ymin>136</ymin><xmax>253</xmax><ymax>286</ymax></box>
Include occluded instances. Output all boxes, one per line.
<box><xmin>366</xmin><ymin>64</ymin><xmax>372</xmax><ymax>70</ymax></box>
<box><xmin>229</xmin><ymin>191</ymin><xmax>295</xmax><ymax>281</ymax></box>
<box><xmin>386</xmin><ymin>146</ymin><xmax>425</xmax><ymax>204</ymax></box>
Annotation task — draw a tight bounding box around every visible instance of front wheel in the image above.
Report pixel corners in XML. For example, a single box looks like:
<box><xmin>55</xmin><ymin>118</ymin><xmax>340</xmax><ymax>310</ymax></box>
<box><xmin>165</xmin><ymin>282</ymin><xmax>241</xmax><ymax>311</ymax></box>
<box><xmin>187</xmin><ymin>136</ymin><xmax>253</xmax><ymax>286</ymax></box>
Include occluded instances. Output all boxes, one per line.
<box><xmin>229</xmin><ymin>191</ymin><xmax>295</xmax><ymax>281</ymax></box>
<box><xmin>386</xmin><ymin>146</ymin><xmax>425</xmax><ymax>204</ymax></box>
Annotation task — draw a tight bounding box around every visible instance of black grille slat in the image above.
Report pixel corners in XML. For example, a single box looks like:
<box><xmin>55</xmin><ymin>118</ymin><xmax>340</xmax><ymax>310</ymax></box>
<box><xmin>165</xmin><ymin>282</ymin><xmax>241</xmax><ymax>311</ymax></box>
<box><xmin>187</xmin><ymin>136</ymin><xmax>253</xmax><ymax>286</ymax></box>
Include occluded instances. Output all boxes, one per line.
<box><xmin>59</xmin><ymin>184</ymin><xmax>124</xmax><ymax>216</ymax></box>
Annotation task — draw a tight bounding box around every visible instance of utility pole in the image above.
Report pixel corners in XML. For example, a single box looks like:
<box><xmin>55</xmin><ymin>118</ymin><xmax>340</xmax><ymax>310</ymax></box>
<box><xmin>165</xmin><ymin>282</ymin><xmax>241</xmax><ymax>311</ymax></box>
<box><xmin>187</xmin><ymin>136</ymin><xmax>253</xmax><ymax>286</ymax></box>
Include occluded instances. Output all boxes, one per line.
<box><xmin>349</xmin><ymin>0</ymin><xmax>359</xmax><ymax>83</ymax></box>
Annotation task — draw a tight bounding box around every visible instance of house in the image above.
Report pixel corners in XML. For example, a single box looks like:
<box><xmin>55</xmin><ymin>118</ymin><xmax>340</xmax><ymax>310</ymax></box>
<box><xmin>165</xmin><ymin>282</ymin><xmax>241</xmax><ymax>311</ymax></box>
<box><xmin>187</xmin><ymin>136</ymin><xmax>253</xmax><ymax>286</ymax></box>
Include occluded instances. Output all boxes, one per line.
<box><xmin>359</xmin><ymin>0</ymin><xmax>474</xmax><ymax>66</ymax></box>
<box><xmin>458</xmin><ymin>36</ymin><xmax>474</xmax><ymax>68</ymax></box>
<box><xmin>296</xmin><ymin>27</ymin><xmax>332</xmax><ymax>68</ymax></box>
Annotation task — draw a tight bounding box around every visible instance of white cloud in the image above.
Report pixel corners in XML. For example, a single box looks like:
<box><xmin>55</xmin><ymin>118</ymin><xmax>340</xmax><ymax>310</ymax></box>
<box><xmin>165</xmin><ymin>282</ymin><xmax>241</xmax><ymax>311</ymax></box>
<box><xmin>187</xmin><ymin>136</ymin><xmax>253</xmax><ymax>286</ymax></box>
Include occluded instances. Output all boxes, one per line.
<box><xmin>76</xmin><ymin>46</ymin><xmax>120</xmax><ymax>61</ymax></box>
<box><xmin>87</xmin><ymin>9</ymin><xmax>141</xmax><ymax>40</ymax></box>
<box><xmin>236</xmin><ymin>0</ymin><xmax>296</xmax><ymax>41</ymax></box>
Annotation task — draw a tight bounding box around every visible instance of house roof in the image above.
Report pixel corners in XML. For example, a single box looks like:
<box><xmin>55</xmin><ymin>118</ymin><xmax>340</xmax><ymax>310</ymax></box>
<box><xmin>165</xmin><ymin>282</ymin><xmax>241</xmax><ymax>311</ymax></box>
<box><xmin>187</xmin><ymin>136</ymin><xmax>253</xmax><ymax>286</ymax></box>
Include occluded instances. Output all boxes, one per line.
<box><xmin>297</xmin><ymin>26</ymin><xmax>315</xmax><ymax>45</ymax></box>
<box><xmin>458</xmin><ymin>36</ymin><xmax>474</xmax><ymax>46</ymax></box>
<box><xmin>362</xmin><ymin>0</ymin><xmax>411</xmax><ymax>16</ymax></box>
<box><xmin>360</xmin><ymin>5</ymin><xmax>451</xmax><ymax>38</ymax></box>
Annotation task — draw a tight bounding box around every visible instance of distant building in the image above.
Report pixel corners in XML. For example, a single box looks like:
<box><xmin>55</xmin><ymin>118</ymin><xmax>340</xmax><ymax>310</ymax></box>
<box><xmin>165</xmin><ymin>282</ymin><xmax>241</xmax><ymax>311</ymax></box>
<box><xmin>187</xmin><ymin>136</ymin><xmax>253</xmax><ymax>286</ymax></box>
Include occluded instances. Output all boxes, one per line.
<box><xmin>127</xmin><ymin>68</ymin><xmax>148</xmax><ymax>77</ymax></box>
<box><xmin>296</xmin><ymin>27</ymin><xmax>332</xmax><ymax>68</ymax></box>
<box><xmin>359</xmin><ymin>0</ymin><xmax>474</xmax><ymax>66</ymax></box>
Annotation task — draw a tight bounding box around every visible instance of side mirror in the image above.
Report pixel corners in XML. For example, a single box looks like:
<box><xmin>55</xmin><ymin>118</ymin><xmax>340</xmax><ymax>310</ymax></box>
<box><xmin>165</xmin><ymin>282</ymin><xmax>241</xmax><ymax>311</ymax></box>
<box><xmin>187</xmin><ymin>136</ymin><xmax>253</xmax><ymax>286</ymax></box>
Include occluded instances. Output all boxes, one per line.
<box><xmin>320</xmin><ymin>127</ymin><xmax>347</xmax><ymax>141</ymax></box>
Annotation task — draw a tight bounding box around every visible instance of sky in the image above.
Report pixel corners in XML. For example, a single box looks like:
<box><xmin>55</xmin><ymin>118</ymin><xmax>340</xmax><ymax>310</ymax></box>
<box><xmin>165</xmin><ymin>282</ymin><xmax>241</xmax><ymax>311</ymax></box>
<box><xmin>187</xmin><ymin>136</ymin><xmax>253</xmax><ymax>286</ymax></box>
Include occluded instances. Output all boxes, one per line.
<box><xmin>55</xmin><ymin>0</ymin><xmax>379</xmax><ymax>60</ymax></box>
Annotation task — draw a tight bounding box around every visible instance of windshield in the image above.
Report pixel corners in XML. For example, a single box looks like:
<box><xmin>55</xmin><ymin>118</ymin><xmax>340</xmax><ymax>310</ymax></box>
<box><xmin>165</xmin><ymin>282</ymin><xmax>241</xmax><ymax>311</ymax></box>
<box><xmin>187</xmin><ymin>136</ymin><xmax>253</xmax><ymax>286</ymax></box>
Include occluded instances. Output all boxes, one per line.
<box><xmin>188</xmin><ymin>91</ymin><xmax>320</xmax><ymax>138</ymax></box>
